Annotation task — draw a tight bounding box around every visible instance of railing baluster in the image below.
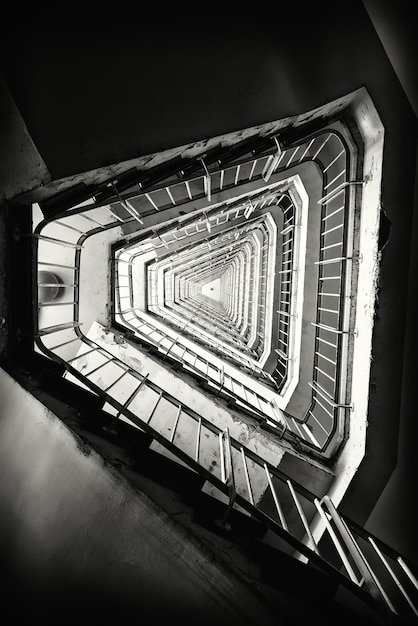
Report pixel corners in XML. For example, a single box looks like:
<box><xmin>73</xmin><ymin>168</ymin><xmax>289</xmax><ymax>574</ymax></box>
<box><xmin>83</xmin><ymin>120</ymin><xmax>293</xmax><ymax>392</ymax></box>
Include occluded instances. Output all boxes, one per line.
<box><xmin>38</xmin><ymin>300</ymin><xmax>75</xmax><ymax>308</ymax></box>
<box><xmin>83</xmin><ymin>356</ymin><xmax>114</xmax><ymax>378</ymax></box>
<box><xmin>104</xmin><ymin>206</ymin><xmax>125</xmax><ymax>223</ymax></box>
<box><xmin>368</xmin><ymin>537</ymin><xmax>418</xmax><ymax>617</ymax></box>
<box><xmin>314</xmin><ymin>498</ymin><xmax>361</xmax><ymax>583</ymax></box>
<box><xmin>145</xmin><ymin>389</ymin><xmax>163</xmax><ymax>424</ymax></box>
<box><xmin>104</xmin><ymin>373</ymin><xmax>149</xmax><ymax>433</ymax></box>
<box><xmin>287</xmin><ymin>480</ymin><xmax>319</xmax><ymax>554</ymax></box>
<box><xmin>263</xmin><ymin>463</ymin><xmax>288</xmax><ymax>530</ymax></box>
<box><xmin>55</xmin><ymin>220</ymin><xmax>85</xmax><ymax>235</ymax></box>
<box><xmin>32</xmin><ymin>233</ymin><xmax>83</xmax><ymax>249</ymax></box>
<box><xmin>144</xmin><ymin>192</ymin><xmax>160</xmax><ymax>211</ymax></box>
<box><xmin>165</xmin><ymin>186</ymin><xmax>176</xmax><ymax>206</ymax></box>
<box><xmin>170</xmin><ymin>405</ymin><xmax>182</xmax><ymax>443</ymax></box>
<box><xmin>49</xmin><ymin>336</ymin><xmax>80</xmax><ymax>351</ymax></box>
<box><xmin>103</xmin><ymin>369</ymin><xmax>129</xmax><ymax>393</ymax></box>
<box><xmin>80</xmin><ymin>212</ymin><xmax>106</xmax><ymax>228</ymax></box>
<box><xmin>38</xmin><ymin>261</ymin><xmax>77</xmax><ymax>270</ymax></box>
<box><xmin>240</xmin><ymin>447</ymin><xmax>254</xmax><ymax>505</ymax></box>
<box><xmin>36</xmin><ymin>321</ymin><xmax>82</xmax><ymax>336</ymax></box>
<box><xmin>322</xmin><ymin>496</ymin><xmax>397</xmax><ymax>615</ymax></box>
<box><xmin>219</xmin><ymin>428</ymin><xmax>236</xmax><ymax>527</ymax></box>
<box><xmin>195</xmin><ymin>418</ymin><xmax>202</xmax><ymax>463</ymax></box>
<box><xmin>398</xmin><ymin>557</ymin><xmax>418</xmax><ymax>588</ymax></box>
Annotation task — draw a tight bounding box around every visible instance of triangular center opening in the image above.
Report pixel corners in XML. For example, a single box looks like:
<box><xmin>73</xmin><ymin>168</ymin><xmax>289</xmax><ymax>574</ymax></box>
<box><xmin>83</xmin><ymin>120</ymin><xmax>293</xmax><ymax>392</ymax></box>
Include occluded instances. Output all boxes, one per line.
<box><xmin>201</xmin><ymin>277</ymin><xmax>222</xmax><ymax>302</ymax></box>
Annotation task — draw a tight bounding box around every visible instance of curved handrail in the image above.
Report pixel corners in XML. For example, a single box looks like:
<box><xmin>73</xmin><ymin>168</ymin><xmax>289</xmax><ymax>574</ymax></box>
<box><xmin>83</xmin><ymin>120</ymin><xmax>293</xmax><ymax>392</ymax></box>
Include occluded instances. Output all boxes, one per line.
<box><xmin>33</xmin><ymin>124</ymin><xmax>357</xmax><ymax>455</ymax></box>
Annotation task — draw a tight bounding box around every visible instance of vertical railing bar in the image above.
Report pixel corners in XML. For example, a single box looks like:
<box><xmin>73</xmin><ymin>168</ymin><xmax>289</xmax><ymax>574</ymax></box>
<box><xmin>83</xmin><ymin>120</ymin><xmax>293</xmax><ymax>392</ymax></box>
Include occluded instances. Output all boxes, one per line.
<box><xmin>307</xmin><ymin>410</ymin><xmax>329</xmax><ymax>436</ymax></box>
<box><xmin>102</xmin><ymin>369</ymin><xmax>129</xmax><ymax>393</ymax></box>
<box><xmin>119</xmin><ymin>199</ymin><xmax>144</xmax><ymax>224</ymax></box>
<box><xmin>79</xmin><ymin>212</ymin><xmax>106</xmax><ymax>228</ymax></box>
<box><xmin>234</xmin><ymin>164</ymin><xmax>241</xmax><ymax>186</ymax></box>
<box><xmin>321</xmin><ymin>223</ymin><xmax>343</xmax><ymax>237</ymax></box>
<box><xmin>301</xmin><ymin>423</ymin><xmax>321</xmax><ymax>447</ymax></box>
<box><xmin>315</xmin><ymin>257</ymin><xmax>352</xmax><ymax>266</ymax></box>
<box><xmin>321</xmin><ymin>203</ymin><xmax>345</xmax><ymax>221</ymax></box>
<box><xmin>240</xmin><ymin>447</ymin><xmax>254</xmax><ymax>505</ymax></box>
<box><xmin>31</xmin><ymin>234</ymin><xmax>83</xmax><ymax>249</ymax></box>
<box><xmin>103</xmin><ymin>373</ymin><xmax>150</xmax><ymax>434</ymax></box>
<box><xmin>83</xmin><ymin>356</ymin><xmax>115</xmax><ymax>378</ymax></box>
<box><xmin>185</xmin><ymin>181</ymin><xmax>192</xmax><ymax>200</ymax></box>
<box><xmin>318</xmin><ymin>180</ymin><xmax>362</xmax><ymax>205</ymax></box>
<box><xmin>263</xmin><ymin>464</ymin><xmax>288</xmax><ymax>530</ymax></box>
<box><xmin>195</xmin><ymin>418</ymin><xmax>202</xmax><ymax>463</ymax></box>
<box><xmin>317</xmin><ymin>292</ymin><xmax>341</xmax><ymax>299</ymax></box>
<box><xmin>219</xmin><ymin>431</ymin><xmax>226</xmax><ymax>483</ymax></box>
<box><xmin>36</xmin><ymin>321</ymin><xmax>82</xmax><ymax>336</ymax></box>
<box><xmin>316</xmin><ymin>335</ymin><xmax>338</xmax><ymax>349</ymax></box>
<box><xmin>312</xmin><ymin>395</ymin><xmax>334</xmax><ymax>418</ymax></box>
<box><xmin>104</xmin><ymin>206</ymin><xmax>125</xmax><ymax>223</ymax></box>
<box><xmin>66</xmin><ymin>345</ymin><xmax>99</xmax><ymax>364</ymax></box>
<box><xmin>398</xmin><ymin>557</ymin><xmax>418</xmax><ymax>588</ymax></box>
<box><xmin>116</xmin><ymin>374</ymin><xmax>149</xmax><ymax>421</ymax></box>
<box><xmin>38</xmin><ymin>261</ymin><xmax>77</xmax><ymax>270</ymax></box>
<box><xmin>221</xmin><ymin>428</ymin><xmax>237</xmax><ymax>526</ymax></box>
<box><xmin>143</xmin><ymin>389</ymin><xmax>164</xmax><ymax>423</ymax></box>
<box><xmin>166</xmin><ymin>187</ymin><xmax>176</xmax><ymax>205</ymax></box>
<box><xmin>55</xmin><ymin>219</ymin><xmax>86</xmax><ymax>234</ymax></box>
<box><xmin>145</xmin><ymin>193</ymin><xmax>160</xmax><ymax>211</ymax></box>
<box><xmin>368</xmin><ymin>537</ymin><xmax>418</xmax><ymax>617</ymax></box>
<box><xmin>48</xmin><ymin>336</ymin><xmax>80</xmax><ymax>351</ymax></box>
<box><xmin>314</xmin><ymin>365</ymin><xmax>336</xmax><ymax>383</ymax></box>
<box><xmin>285</xmin><ymin>145</ymin><xmax>300</xmax><ymax>167</ymax></box>
<box><xmin>323</xmin><ymin>148</ymin><xmax>345</xmax><ymax>172</ymax></box>
<box><xmin>286</xmin><ymin>480</ymin><xmax>319</xmax><ymax>554</ymax></box>
<box><xmin>311</xmin><ymin>133</ymin><xmax>332</xmax><ymax>160</ymax></box>
<box><xmin>248</xmin><ymin>159</ymin><xmax>257</xmax><ymax>180</ymax></box>
<box><xmin>38</xmin><ymin>300</ymin><xmax>76</xmax><ymax>308</ymax></box>
<box><xmin>313</xmin><ymin>498</ymin><xmax>361</xmax><ymax>584</ymax></box>
<box><xmin>320</xmin><ymin>241</ymin><xmax>343</xmax><ymax>252</ymax></box>
<box><xmin>316</xmin><ymin>351</ymin><xmax>337</xmax><ymax>366</ymax></box>
<box><xmin>322</xmin><ymin>496</ymin><xmax>398</xmax><ymax>614</ymax></box>
<box><xmin>323</xmin><ymin>169</ymin><xmax>345</xmax><ymax>190</ymax></box>
<box><xmin>170</xmin><ymin>405</ymin><xmax>182</xmax><ymax>443</ymax></box>
<box><xmin>297</xmin><ymin>137</ymin><xmax>315</xmax><ymax>162</ymax></box>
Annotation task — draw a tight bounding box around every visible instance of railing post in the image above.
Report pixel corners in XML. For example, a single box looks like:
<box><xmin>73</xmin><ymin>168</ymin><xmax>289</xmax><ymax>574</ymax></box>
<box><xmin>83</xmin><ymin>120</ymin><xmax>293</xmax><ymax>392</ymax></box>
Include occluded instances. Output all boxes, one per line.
<box><xmin>216</xmin><ymin>428</ymin><xmax>236</xmax><ymax>529</ymax></box>
<box><xmin>321</xmin><ymin>495</ymin><xmax>398</xmax><ymax>618</ymax></box>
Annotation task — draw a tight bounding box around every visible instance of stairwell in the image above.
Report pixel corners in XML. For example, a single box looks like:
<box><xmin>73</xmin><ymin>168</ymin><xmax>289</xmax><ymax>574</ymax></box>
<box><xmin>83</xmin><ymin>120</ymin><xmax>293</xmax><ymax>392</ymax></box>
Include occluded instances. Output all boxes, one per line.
<box><xmin>3</xmin><ymin>359</ymin><xmax>391</xmax><ymax>625</ymax></box>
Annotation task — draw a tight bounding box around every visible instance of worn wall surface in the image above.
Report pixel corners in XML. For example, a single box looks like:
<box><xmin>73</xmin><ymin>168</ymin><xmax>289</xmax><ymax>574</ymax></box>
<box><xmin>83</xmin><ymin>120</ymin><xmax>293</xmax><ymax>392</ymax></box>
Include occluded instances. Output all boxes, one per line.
<box><xmin>0</xmin><ymin>367</ymin><xmax>284</xmax><ymax>625</ymax></box>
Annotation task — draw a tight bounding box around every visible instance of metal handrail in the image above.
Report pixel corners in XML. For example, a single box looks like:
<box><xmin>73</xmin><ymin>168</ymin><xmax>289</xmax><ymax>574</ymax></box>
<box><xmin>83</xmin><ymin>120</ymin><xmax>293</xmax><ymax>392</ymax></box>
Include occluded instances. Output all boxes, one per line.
<box><xmin>34</xmin><ymin>125</ymin><xmax>356</xmax><ymax>454</ymax></box>
<box><xmin>30</xmin><ymin>124</ymin><xmax>418</xmax><ymax>620</ymax></box>
<box><xmin>112</xmin><ymin>128</ymin><xmax>356</xmax><ymax>453</ymax></box>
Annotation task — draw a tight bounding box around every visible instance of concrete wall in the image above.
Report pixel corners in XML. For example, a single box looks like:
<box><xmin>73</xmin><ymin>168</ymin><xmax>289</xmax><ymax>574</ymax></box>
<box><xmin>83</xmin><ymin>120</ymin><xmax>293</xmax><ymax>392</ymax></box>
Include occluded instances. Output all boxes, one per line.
<box><xmin>0</xmin><ymin>367</ymin><xmax>282</xmax><ymax>625</ymax></box>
